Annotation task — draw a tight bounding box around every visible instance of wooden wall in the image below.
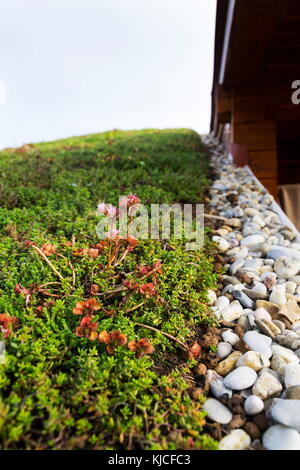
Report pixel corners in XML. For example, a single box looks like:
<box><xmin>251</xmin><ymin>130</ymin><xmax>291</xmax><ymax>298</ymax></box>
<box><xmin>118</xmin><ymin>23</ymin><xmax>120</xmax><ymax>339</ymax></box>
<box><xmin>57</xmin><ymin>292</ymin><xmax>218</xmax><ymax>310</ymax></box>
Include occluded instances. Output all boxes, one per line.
<box><xmin>213</xmin><ymin>83</ymin><xmax>300</xmax><ymax>197</ymax></box>
<box><xmin>212</xmin><ymin>0</ymin><xmax>300</xmax><ymax>198</ymax></box>
<box><xmin>231</xmin><ymin>88</ymin><xmax>278</xmax><ymax>195</ymax></box>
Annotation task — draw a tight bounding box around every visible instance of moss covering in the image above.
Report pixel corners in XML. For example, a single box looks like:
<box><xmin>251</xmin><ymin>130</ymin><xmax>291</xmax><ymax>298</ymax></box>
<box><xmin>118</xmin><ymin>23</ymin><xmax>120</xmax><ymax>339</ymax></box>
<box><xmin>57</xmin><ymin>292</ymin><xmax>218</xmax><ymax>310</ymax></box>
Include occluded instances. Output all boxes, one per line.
<box><xmin>0</xmin><ymin>129</ymin><xmax>218</xmax><ymax>450</ymax></box>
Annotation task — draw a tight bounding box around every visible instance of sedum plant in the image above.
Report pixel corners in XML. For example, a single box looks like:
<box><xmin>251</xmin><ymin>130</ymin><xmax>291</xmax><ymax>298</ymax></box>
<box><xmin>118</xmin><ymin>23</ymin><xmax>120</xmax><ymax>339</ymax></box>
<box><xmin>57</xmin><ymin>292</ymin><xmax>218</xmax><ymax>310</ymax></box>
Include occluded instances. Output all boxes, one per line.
<box><xmin>0</xmin><ymin>129</ymin><xmax>218</xmax><ymax>450</ymax></box>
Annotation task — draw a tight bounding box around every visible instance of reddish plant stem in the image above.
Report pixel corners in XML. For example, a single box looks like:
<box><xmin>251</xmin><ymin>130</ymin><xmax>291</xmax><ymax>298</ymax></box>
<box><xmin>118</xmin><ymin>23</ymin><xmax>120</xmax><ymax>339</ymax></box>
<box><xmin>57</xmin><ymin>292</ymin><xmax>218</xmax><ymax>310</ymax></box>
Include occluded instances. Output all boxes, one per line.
<box><xmin>124</xmin><ymin>301</ymin><xmax>146</xmax><ymax>314</ymax></box>
<box><xmin>31</xmin><ymin>245</ymin><xmax>65</xmax><ymax>281</ymax></box>
<box><xmin>113</xmin><ymin>246</ymin><xmax>130</xmax><ymax>267</ymax></box>
<box><xmin>133</xmin><ymin>322</ymin><xmax>188</xmax><ymax>351</ymax></box>
<box><xmin>39</xmin><ymin>282</ymin><xmax>61</xmax><ymax>288</ymax></box>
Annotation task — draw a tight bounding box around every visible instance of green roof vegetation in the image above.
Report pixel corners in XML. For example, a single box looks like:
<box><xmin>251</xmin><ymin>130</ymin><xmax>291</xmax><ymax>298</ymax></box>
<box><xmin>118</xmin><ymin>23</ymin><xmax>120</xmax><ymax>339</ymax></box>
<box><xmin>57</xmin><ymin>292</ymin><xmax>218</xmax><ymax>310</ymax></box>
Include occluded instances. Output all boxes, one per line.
<box><xmin>0</xmin><ymin>128</ymin><xmax>218</xmax><ymax>450</ymax></box>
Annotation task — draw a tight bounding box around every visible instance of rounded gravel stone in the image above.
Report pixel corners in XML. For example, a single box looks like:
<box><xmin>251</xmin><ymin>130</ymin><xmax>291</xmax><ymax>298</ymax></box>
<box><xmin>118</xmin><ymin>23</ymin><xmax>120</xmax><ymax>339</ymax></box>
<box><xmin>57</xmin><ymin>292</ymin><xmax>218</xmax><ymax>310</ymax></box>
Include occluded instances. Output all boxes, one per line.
<box><xmin>244</xmin><ymin>395</ymin><xmax>264</xmax><ymax>416</ymax></box>
<box><xmin>203</xmin><ymin>398</ymin><xmax>233</xmax><ymax>425</ymax></box>
<box><xmin>263</xmin><ymin>425</ymin><xmax>300</xmax><ymax>450</ymax></box>
<box><xmin>223</xmin><ymin>366</ymin><xmax>257</xmax><ymax>391</ymax></box>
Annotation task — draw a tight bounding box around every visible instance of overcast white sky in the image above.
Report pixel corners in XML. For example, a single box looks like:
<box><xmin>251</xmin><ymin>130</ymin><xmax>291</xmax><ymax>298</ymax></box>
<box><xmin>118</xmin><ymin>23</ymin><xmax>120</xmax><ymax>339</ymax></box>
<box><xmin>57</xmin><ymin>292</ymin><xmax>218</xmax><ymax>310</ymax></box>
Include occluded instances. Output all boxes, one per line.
<box><xmin>0</xmin><ymin>0</ymin><xmax>216</xmax><ymax>149</ymax></box>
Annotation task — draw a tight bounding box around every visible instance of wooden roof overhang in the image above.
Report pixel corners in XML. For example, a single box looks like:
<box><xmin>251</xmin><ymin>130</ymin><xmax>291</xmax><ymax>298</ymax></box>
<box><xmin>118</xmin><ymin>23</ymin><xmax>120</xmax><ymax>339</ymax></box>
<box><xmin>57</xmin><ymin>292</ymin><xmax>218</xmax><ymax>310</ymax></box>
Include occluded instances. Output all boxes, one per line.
<box><xmin>211</xmin><ymin>0</ymin><xmax>300</xmax><ymax>130</ymax></box>
<box><xmin>211</xmin><ymin>0</ymin><xmax>300</xmax><ymax>195</ymax></box>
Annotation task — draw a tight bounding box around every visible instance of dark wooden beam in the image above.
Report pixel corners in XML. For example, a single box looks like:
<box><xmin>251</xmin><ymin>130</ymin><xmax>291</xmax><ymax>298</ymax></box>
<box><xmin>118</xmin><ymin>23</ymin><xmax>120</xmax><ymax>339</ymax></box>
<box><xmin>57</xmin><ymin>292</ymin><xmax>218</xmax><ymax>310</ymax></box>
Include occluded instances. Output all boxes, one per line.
<box><xmin>276</xmin><ymin>17</ymin><xmax>300</xmax><ymax>34</ymax></box>
<box><xmin>261</xmin><ymin>63</ymin><xmax>300</xmax><ymax>87</ymax></box>
<box><xmin>286</xmin><ymin>0</ymin><xmax>300</xmax><ymax>17</ymax></box>
<box><xmin>223</xmin><ymin>0</ymin><xmax>290</xmax><ymax>86</ymax></box>
<box><xmin>271</xmin><ymin>32</ymin><xmax>300</xmax><ymax>49</ymax></box>
<box><xmin>265</xmin><ymin>47</ymin><xmax>300</xmax><ymax>66</ymax></box>
<box><xmin>218</xmin><ymin>111</ymin><xmax>232</xmax><ymax>123</ymax></box>
<box><xmin>211</xmin><ymin>0</ymin><xmax>230</xmax><ymax>130</ymax></box>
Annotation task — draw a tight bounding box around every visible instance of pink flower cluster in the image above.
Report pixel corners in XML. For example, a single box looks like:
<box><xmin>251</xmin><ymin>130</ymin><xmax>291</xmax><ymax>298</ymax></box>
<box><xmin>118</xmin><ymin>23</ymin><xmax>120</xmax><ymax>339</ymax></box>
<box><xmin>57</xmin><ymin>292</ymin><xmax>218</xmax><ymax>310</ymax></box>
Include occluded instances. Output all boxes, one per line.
<box><xmin>105</xmin><ymin>229</ymin><xmax>120</xmax><ymax>240</ymax></box>
<box><xmin>97</xmin><ymin>194</ymin><xmax>140</xmax><ymax>219</ymax></box>
<box><xmin>96</xmin><ymin>194</ymin><xmax>141</xmax><ymax>242</ymax></box>
<box><xmin>119</xmin><ymin>194</ymin><xmax>140</xmax><ymax>208</ymax></box>
<box><xmin>96</xmin><ymin>203</ymin><xmax>117</xmax><ymax>218</ymax></box>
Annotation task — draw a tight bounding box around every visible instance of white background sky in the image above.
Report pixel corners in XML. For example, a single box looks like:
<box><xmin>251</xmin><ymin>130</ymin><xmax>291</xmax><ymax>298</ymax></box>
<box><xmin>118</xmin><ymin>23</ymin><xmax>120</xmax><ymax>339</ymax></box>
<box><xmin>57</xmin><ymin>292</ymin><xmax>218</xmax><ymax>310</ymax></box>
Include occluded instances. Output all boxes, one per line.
<box><xmin>0</xmin><ymin>0</ymin><xmax>216</xmax><ymax>149</ymax></box>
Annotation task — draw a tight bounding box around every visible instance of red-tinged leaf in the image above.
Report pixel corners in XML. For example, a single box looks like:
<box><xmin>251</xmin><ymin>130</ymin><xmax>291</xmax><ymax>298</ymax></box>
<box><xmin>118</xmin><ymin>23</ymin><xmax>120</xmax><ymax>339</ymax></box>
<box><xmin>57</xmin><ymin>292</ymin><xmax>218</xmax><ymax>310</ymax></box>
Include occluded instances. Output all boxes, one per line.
<box><xmin>188</xmin><ymin>342</ymin><xmax>201</xmax><ymax>360</ymax></box>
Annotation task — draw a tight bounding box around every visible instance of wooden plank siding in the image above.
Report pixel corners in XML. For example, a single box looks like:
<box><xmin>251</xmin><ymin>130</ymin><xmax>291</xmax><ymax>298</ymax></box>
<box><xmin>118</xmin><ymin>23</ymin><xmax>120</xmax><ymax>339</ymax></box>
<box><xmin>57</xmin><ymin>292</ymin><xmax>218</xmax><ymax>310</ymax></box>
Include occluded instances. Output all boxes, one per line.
<box><xmin>211</xmin><ymin>0</ymin><xmax>300</xmax><ymax>197</ymax></box>
<box><xmin>231</xmin><ymin>91</ymin><xmax>278</xmax><ymax>193</ymax></box>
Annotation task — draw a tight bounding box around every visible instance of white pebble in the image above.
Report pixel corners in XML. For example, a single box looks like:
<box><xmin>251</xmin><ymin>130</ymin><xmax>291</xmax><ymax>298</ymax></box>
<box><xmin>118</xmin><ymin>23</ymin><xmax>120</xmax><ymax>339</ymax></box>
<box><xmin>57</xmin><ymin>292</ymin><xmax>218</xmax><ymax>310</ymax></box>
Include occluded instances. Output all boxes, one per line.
<box><xmin>207</xmin><ymin>370</ymin><xmax>233</xmax><ymax>400</ymax></box>
<box><xmin>271</xmin><ymin>344</ymin><xmax>300</xmax><ymax>364</ymax></box>
<box><xmin>212</xmin><ymin>236</ymin><xmax>230</xmax><ymax>253</ymax></box>
<box><xmin>207</xmin><ymin>289</ymin><xmax>217</xmax><ymax>306</ymax></box>
<box><xmin>215</xmin><ymin>296</ymin><xmax>230</xmax><ymax>308</ymax></box>
<box><xmin>284</xmin><ymin>363</ymin><xmax>300</xmax><ymax>388</ymax></box>
<box><xmin>263</xmin><ymin>425</ymin><xmax>300</xmax><ymax>450</ymax></box>
<box><xmin>252</xmin><ymin>214</ymin><xmax>266</xmax><ymax>228</ymax></box>
<box><xmin>241</xmin><ymin>235</ymin><xmax>265</xmax><ymax>247</ymax></box>
<box><xmin>235</xmin><ymin>247</ymin><xmax>249</xmax><ymax>259</ymax></box>
<box><xmin>224</xmin><ymin>366</ymin><xmax>257</xmax><ymax>391</ymax></box>
<box><xmin>243</xmin><ymin>331</ymin><xmax>272</xmax><ymax>359</ymax></box>
<box><xmin>222</xmin><ymin>330</ymin><xmax>240</xmax><ymax>346</ymax></box>
<box><xmin>244</xmin><ymin>395</ymin><xmax>264</xmax><ymax>416</ymax></box>
<box><xmin>217</xmin><ymin>342</ymin><xmax>233</xmax><ymax>359</ymax></box>
<box><xmin>219</xmin><ymin>430</ymin><xmax>251</xmax><ymax>450</ymax></box>
<box><xmin>254</xmin><ymin>308</ymin><xmax>272</xmax><ymax>322</ymax></box>
<box><xmin>236</xmin><ymin>351</ymin><xmax>270</xmax><ymax>372</ymax></box>
<box><xmin>269</xmin><ymin>284</ymin><xmax>287</xmax><ymax>306</ymax></box>
<box><xmin>261</xmin><ymin>272</ymin><xmax>277</xmax><ymax>282</ymax></box>
<box><xmin>221</xmin><ymin>301</ymin><xmax>244</xmax><ymax>322</ymax></box>
<box><xmin>203</xmin><ymin>398</ymin><xmax>233</xmax><ymax>425</ymax></box>
<box><xmin>274</xmin><ymin>256</ymin><xmax>300</xmax><ymax>279</ymax></box>
<box><xmin>286</xmin><ymin>281</ymin><xmax>297</xmax><ymax>295</ymax></box>
<box><xmin>230</xmin><ymin>259</ymin><xmax>244</xmax><ymax>275</ymax></box>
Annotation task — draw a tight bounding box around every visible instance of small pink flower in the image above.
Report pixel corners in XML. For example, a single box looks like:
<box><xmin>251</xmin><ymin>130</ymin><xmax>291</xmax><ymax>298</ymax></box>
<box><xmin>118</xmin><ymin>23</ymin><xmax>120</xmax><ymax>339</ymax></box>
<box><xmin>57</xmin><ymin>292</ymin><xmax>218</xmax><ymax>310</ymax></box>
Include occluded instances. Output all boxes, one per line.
<box><xmin>96</xmin><ymin>202</ymin><xmax>107</xmax><ymax>215</ymax></box>
<box><xmin>106</xmin><ymin>204</ymin><xmax>117</xmax><ymax>218</ymax></box>
<box><xmin>97</xmin><ymin>202</ymin><xmax>117</xmax><ymax>218</ymax></box>
<box><xmin>105</xmin><ymin>229</ymin><xmax>120</xmax><ymax>240</ymax></box>
<box><xmin>119</xmin><ymin>196</ymin><xmax>129</xmax><ymax>209</ymax></box>
<box><xmin>119</xmin><ymin>194</ymin><xmax>140</xmax><ymax>209</ymax></box>
<box><xmin>127</xmin><ymin>194</ymin><xmax>140</xmax><ymax>207</ymax></box>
